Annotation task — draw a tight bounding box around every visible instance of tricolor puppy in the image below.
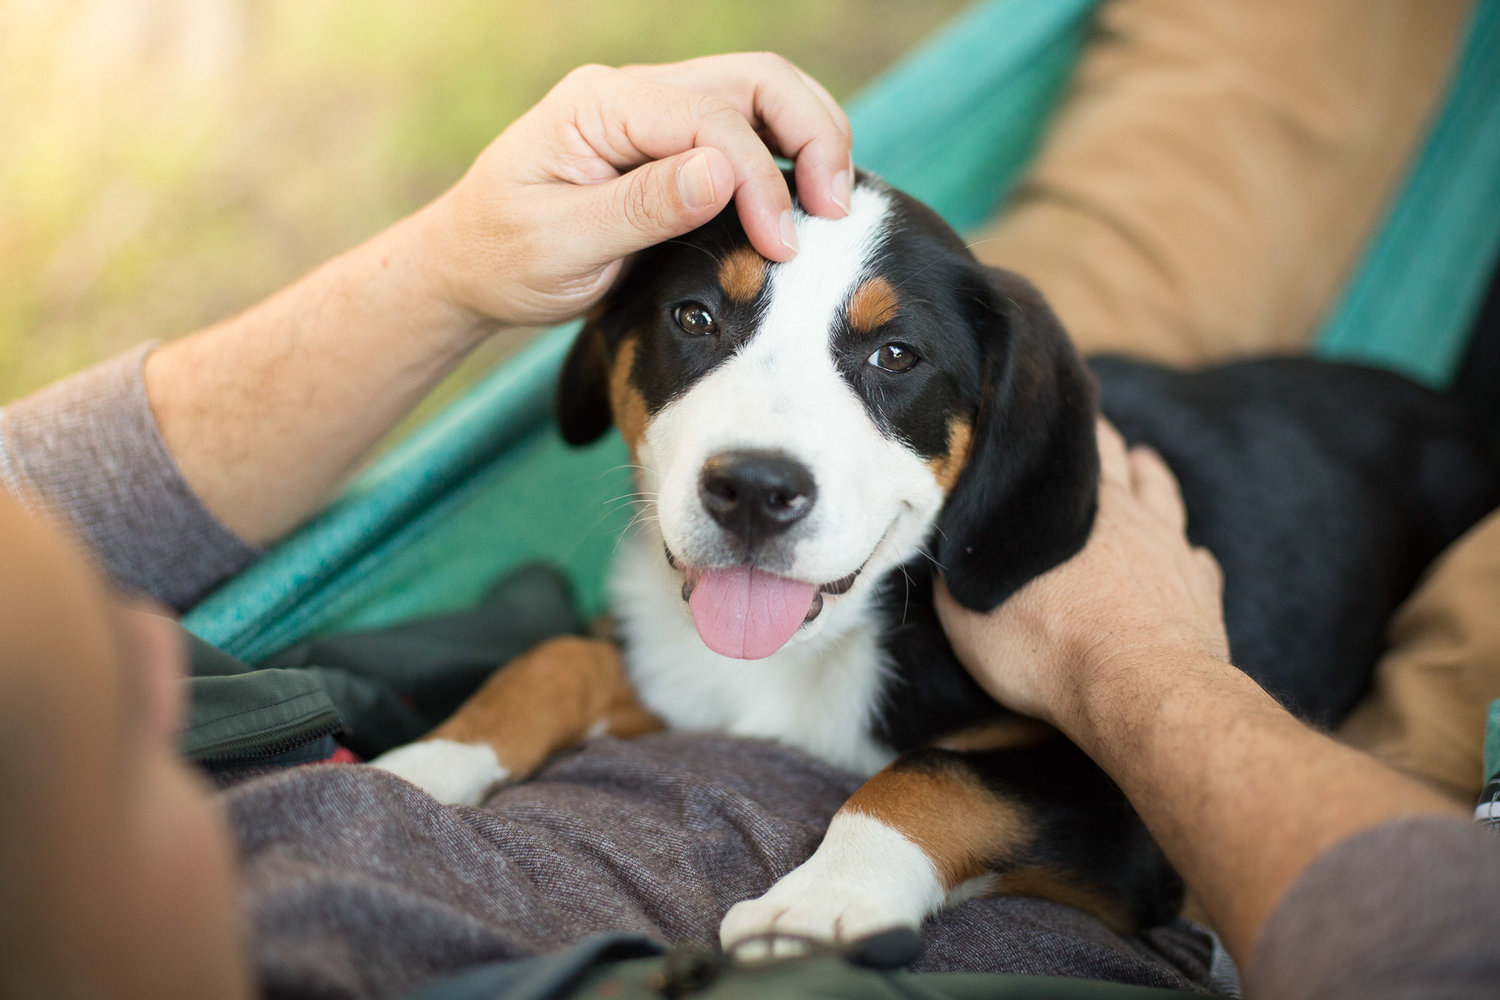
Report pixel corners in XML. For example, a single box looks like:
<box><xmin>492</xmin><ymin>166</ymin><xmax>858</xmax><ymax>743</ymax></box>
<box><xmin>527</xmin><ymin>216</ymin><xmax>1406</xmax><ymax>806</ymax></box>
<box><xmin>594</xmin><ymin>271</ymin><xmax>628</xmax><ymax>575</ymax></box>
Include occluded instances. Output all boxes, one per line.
<box><xmin>374</xmin><ymin>172</ymin><xmax>1500</xmax><ymax>953</ymax></box>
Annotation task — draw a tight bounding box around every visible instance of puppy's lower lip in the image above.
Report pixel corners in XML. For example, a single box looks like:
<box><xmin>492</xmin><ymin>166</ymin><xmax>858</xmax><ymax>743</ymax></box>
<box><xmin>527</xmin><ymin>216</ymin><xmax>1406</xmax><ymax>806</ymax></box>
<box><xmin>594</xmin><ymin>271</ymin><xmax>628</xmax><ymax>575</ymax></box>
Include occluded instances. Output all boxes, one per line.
<box><xmin>820</xmin><ymin>569</ymin><xmax>861</xmax><ymax>595</ymax></box>
<box><xmin>666</xmin><ymin>546</ymin><xmax>698</xmax><ymax>600</ymax></box>
<box><xmin>803</xmin><ymin>591</ymin><xmax>824</xmax><ymax>623</ymax></box>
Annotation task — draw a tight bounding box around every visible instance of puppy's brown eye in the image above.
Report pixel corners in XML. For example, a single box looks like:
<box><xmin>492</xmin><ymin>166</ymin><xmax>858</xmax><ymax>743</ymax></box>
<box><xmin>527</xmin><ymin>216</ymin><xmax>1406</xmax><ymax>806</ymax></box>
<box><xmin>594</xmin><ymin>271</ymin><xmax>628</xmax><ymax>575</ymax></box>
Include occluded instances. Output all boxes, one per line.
<box><xmin>868</xmin><ymin>342</ymin><xmax>919</xmax><ymax>372</ymax></box>
<box><xmin>673</xmin><ymin>303</ymin><xmax>718</xmax><ymax>336</ymax></box>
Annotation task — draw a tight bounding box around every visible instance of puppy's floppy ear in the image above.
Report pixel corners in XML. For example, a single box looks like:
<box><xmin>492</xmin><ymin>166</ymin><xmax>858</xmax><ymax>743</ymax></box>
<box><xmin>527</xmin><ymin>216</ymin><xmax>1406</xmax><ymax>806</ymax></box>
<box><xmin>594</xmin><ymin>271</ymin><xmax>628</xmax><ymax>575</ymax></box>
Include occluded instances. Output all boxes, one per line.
<box><xmin>936</xmin><ymin>268</ymin><xmax>1100</xmax><ymax>611</ymax></box>
<box><xmin>556</xmin><ymin>315</ymin><xmax>615</xmax><ymax>446</ymax></box>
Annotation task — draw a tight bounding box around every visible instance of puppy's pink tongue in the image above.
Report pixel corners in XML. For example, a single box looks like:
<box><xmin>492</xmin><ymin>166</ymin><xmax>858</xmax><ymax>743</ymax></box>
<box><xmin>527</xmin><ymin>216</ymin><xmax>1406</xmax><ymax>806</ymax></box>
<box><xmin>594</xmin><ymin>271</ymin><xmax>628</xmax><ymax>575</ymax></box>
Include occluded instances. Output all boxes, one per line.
<box><xmin>687</xmin><ymin>566</ymin><xmax>819</xmax><ymax>659</ymax></box>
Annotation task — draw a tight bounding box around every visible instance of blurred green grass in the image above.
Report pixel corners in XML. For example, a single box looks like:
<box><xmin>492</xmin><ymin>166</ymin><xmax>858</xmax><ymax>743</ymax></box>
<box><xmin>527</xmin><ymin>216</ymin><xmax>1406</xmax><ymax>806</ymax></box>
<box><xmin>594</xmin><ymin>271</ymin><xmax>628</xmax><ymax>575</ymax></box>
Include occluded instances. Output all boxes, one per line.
<box><xmin>0</xmin><ymin>0</ymin><xmax>967</xmax><ymax>408</ymax></box>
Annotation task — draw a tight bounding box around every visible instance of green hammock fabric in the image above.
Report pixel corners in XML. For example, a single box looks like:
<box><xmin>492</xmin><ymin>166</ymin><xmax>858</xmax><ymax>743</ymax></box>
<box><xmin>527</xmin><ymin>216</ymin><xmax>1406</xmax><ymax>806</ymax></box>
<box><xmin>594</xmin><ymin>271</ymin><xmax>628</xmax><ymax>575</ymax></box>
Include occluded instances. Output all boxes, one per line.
<box><xmin>183</xmin><ymin>0</ymin><xmax>1500</xmax><ymax>661</ymax></box>
<box><xmin>1314</xmin><ymin>0</ymin><xmax>1500</xmax><ymax>384</ymax></box>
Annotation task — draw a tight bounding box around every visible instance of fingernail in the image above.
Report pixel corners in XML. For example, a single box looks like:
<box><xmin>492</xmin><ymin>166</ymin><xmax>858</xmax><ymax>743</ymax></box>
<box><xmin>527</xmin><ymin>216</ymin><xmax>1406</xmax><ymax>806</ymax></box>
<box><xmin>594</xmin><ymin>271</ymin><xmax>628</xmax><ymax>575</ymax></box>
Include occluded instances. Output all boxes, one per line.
<box><xmin>677</xmin><ymin>152</ymin><xmax>716</xmax><ymax>210</ymax></box>
<box><xmin>779</xmin><ymin>210</ymin><xmax>799</xmax><ymax>253</ymax></box>
<box><xmin>831</xmin><ymin>169</ymin><xmax>852</xmax><ymax>215</ymax></box>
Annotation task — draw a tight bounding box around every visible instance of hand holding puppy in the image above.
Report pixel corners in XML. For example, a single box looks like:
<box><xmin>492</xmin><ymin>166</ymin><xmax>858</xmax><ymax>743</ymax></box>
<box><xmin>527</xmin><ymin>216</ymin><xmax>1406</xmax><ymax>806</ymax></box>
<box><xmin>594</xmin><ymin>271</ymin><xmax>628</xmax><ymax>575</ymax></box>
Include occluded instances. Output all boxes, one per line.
<box><xmin>935</xmin><ymin>418</ymin><xmax>1230</xmax><ymax>728</ymax></box>
<box><xmin>412</xmin><ymin>53</ymin><xmax>854</xmax><ymax>330</ymax></box>
<box><xmin>146</xmin><ymin>54</ymin><xmax>851</xmax><ymax>547</ymax></box>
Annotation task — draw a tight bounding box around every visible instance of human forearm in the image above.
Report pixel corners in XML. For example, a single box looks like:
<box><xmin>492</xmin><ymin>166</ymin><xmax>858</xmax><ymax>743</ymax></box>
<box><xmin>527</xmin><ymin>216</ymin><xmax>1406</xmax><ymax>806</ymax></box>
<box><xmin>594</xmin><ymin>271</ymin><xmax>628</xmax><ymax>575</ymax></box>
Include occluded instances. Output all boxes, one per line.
<box><xmin>1062</xmin><ymin>648</ymin><xmax>1465</xmax><ymax>965</ymax></box>
<box><xmin>936</xmin><ymin>423</ymin><xmax>1471</xmax><ymax>967</ymax></box>
<box><xmin>144</xmin><ymin>210</ymin><xmax>478</xmax><ymax>545</ymax></box>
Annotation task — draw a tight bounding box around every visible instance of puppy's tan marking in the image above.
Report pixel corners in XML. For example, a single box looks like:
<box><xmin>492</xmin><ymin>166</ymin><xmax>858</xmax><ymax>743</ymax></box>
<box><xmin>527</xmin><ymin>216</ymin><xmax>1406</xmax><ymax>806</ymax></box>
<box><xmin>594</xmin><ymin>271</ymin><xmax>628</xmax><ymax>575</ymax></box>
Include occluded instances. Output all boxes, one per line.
<box><xmin>846</xmin><ymin>275</ymin><xmax>901</xmax><ymax>333</ymax></box>
<box><xmin>608</xmin><ymin>336</ymin><xmax>648</xmax><ymax>452</ymax></box>
<box><xmin>840</xmin><ymin>755</ymin><xmax>1133</xmax><ymax>928</ymax></box>
<box><xmin>718</xmin><ymin>247</ymin><xmax>766</xmax><ymax>302</ymax></box>
<box><xmin>994</xmin><ymin>867</ymin><xmax>1134</xmax><ymax>933</ymax></box>
<box><xmin>842</xmin><ymin>761</ymin><xmax>1031</xmax><ymax>889</ymax></box>
<box><xmin>427</xmin><ymin>636</ymin><xmax>661</xmax><ymax>780</ymax></box>
<box><xmin>934</xmin><ymin>716</ymin><xmax>1054</xmax><ymax>753</ymax></box>
<box><xmin>928</xmin><ymin>416</ymin><xmax>974</xmax><ymax>494</ymax></box>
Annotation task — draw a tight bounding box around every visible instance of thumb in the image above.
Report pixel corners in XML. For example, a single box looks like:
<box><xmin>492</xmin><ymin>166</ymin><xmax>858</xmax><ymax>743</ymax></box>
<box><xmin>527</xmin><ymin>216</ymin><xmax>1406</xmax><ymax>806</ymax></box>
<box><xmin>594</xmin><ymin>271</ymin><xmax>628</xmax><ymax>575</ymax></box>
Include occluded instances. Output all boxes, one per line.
<box><xmin>587</xmin><ymin>147</ymin><xmax>737</xmax><ymax>261</ymax></box>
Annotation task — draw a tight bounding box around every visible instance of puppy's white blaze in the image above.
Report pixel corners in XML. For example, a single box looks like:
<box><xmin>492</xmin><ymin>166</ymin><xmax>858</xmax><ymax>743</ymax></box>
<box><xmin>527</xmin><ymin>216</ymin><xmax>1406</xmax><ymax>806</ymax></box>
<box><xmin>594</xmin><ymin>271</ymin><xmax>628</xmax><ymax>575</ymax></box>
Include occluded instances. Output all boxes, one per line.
<box><xmin>368</xmin><ymin>739</ymin><xmax>509</xmax><ymax>806</ymax></box>
<box><xmin>642</xmin><ymin>182</ymin><xmax>945</xmax><ymax>594</ymax></box>
<box><xmin>719</xmin><ymin>811</ymin><xmax>946</xmax><ymax>953</ymax></box>
<box><xmin>622</xmin><ymin>180</ymin><xmax>953</xmax><ymax>770</ymax></box>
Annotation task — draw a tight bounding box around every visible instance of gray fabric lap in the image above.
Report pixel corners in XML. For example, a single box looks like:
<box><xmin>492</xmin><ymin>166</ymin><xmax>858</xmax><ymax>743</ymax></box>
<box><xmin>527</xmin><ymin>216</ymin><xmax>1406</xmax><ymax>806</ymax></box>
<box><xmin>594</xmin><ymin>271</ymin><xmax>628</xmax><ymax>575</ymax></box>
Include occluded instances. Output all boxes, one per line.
<box><xmin>224</xmin><ymin>733</ymin><xmax>1223</xmax><ymax>1000</ymax></box>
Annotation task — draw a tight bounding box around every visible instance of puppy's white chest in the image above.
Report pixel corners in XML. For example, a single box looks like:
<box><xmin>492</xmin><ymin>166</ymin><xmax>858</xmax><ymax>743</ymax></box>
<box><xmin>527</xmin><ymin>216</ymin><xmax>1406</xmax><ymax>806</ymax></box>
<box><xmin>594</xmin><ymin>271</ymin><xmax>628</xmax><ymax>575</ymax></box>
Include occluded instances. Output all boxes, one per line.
<box><xmin>609</xmin><ymin>534</ymin><xmax>896</xmax><ymax>776</ymax></box>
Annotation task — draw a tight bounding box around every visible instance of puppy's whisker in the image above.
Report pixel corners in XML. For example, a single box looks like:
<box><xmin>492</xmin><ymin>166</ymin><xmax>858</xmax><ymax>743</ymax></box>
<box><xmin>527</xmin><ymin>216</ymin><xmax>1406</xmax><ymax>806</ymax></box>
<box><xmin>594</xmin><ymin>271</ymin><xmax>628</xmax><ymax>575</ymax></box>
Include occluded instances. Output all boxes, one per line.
<box><xmin>961</xmin><ymin>236</ymin><xmax>1012</xmax><ymax>255</ymax></box>
<box><xmin>915</xmin><ymin>544</ymin><xmax>947</xmax><ymax>574</ymax></box>
<box><xmin>902</xmin><ymin>586</ymin><xmax>912</xmax><ymax>627</ymax></box>
<box><xmin>623</xmin><ymin>513</ymin><xmax>662</xmax><ymax>537</ymax></box>
<box><xmin>605</xmin><ymin>491</ymin><xmax>659</xmax><ymax>506</ymax></box>
<box><xmin>887</xmin><ymin>251</ymin><xmax>955</xmax><ymax>295</ymax></box>
<box><xmin>602</xmin><ymin>463</ymin><xmax>652</xmax><ymax>480</ymax></box>
<box><xmin>602</xmin><ymin>499</ymin><xmax>653</xmax><ymax>516</ymax></box>
<box><xmin>662</xmin><ymin>239</ymin><xmax>726</xmax><ymax>270</ymax></box>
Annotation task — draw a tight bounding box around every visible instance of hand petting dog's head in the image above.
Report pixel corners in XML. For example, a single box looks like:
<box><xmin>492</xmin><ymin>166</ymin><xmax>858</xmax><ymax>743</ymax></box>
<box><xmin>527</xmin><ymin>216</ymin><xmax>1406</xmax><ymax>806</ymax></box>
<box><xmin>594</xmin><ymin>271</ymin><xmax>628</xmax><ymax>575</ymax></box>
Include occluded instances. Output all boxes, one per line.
<box><xmin>560</xmin><ymin>172</ymin><xmax>1098</xmax><ymax>658</ymax></box>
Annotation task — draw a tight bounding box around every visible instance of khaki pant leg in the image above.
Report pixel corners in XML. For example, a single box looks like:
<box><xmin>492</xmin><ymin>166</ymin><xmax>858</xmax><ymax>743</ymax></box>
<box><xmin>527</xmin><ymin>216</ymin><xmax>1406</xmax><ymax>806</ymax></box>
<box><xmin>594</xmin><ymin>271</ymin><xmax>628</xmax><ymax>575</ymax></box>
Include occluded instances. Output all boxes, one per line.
<box><xmin>1338</xmin><ymin>512</ymin><xmax>1500</xmax><ymax>805</ymax></box>
<box><xmin>974</xmin><ymin>0</ymin><xmax>1471</xmax><ymax>364</ymax></box>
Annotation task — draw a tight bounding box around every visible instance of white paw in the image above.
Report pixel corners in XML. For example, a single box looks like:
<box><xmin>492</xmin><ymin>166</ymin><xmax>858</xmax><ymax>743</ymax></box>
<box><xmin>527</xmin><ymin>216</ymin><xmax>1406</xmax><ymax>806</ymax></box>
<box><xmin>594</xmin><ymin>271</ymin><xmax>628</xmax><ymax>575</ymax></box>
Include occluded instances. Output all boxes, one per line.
<box><xmin>367</xmin><ymin>739</ymin><xmax>509</xmax><ymax>806</ymax></box>
<box><xmin>719</xmin><ymin>812</ymin><xmax>945</xmax><ymax>961</ymax></box>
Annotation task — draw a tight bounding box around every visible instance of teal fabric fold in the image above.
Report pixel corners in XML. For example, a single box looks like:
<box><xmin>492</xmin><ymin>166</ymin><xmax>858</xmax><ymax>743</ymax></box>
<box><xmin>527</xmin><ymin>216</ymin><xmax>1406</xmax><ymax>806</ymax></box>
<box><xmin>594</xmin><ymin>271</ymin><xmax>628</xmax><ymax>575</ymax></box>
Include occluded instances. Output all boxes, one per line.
<box><xmin>848</xmin><ymin>0</ymin><xmax>1097</xmax><ymax>232</ymax></box>
<box><xmin>1313</xmin><ymin>0</ymin><xmax>1500</xmax><ymax>385</ymax></box>
<box><xmin>1485</xmin><ymin>699</ymin><xmax>1500</xmax><ymax>784</ymax></box>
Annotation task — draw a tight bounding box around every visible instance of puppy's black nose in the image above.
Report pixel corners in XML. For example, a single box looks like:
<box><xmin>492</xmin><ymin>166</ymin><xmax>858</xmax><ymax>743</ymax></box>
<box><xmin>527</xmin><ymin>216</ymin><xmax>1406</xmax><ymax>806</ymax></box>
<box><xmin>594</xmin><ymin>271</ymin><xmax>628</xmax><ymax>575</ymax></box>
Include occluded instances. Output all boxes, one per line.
<box><xmin>699</xmin><ymin>450</ymin><xmax>816</xmax><ymax>544</ymax></box>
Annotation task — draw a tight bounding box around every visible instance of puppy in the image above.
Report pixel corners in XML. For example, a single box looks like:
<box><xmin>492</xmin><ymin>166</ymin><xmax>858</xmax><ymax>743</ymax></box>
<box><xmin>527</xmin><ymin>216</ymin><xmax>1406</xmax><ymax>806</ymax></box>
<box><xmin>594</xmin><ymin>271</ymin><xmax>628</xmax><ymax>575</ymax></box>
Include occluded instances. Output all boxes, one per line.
<box><xmin>374</xmin><ymin>172</ymin><xmax>1500</xmax><ymax>954</ymax></box>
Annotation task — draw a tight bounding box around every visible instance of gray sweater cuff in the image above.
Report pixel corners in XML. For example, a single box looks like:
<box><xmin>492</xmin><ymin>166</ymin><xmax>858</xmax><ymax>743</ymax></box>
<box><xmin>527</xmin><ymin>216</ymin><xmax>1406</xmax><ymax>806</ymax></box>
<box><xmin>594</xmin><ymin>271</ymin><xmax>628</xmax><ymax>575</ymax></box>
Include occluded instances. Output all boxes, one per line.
<box><xmin>0</xmin><ymin>343</ymin><xmax>260</xmax><ymax>611</ymax></box>
<box><xmin>1247</xmin><ymin>815</ymin><xmax>1500</xmax><ymax>999</ymax></box>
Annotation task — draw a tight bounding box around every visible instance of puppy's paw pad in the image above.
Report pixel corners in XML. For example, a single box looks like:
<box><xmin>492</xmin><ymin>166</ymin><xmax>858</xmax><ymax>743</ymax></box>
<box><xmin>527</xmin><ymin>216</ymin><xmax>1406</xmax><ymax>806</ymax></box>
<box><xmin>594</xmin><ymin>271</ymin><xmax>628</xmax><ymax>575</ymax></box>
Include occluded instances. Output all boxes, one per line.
<box><xmin>368</xmin><ymin>739</ymin><xmax>509</xmax><ymax>806</ymax></box>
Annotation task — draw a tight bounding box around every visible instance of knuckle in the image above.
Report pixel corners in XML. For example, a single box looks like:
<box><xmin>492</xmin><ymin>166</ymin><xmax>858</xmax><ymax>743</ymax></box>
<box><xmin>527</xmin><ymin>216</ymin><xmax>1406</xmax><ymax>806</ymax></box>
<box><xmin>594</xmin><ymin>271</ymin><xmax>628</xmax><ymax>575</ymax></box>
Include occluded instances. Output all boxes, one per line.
<box><xmin>694</xmin><ymin>94</ymin><xmax>741</xmax><ymax>128</ymax></box>
<box><xmin>754</xmin><ymin>50</ymin><xmax>794</xmax><ymax>75</ymax></box>
<box><xmin>561</xmin><ymin>63</ymin><xmax>613</xmax><ymax>91</ymax></box>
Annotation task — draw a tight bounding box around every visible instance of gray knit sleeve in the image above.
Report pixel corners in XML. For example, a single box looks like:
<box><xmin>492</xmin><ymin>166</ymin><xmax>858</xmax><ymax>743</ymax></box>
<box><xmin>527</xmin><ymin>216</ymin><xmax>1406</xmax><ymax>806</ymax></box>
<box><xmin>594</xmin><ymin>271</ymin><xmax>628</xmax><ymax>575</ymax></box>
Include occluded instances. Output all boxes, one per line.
<box><xmin>0</xmin><ymin>343</ymin><xmax>260</xmax><ymax>611</ymax></box>
<box><xmin>1246</xmin><ymin>816</ymin><xmax>1500</xmax><ymax>999</ymax></box>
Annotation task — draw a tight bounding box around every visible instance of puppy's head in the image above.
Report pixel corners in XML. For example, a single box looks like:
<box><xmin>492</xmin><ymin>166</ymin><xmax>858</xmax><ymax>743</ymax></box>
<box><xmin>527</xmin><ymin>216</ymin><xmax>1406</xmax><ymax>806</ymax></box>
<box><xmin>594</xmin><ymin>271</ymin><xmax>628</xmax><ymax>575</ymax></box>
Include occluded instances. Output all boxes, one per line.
<box><xmin>560</xmin><ymin>172</ymin><xmax>1097</xmax><ymax>658</ymax></box>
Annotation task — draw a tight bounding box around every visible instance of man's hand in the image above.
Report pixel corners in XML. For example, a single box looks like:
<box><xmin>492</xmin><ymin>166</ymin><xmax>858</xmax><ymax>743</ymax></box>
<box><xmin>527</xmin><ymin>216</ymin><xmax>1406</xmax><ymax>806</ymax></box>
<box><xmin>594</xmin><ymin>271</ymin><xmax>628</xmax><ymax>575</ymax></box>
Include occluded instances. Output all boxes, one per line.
<box><xmin>936</xmin><ymin>417</ymin><xmax>1463</xmax><ymax>966</ymax></box>
<box><xmin>934</xmin><ymin>418</ymin><xmax>1229</xmax><ymax>727</ymax></box>
<box><xmin>414</xmin><ymin>54</ymin><xmax>854</xmax><ymax>329</ymax></box>
<box><xmin>146</xmin><ymin>54</ymin><xmax>851</xmax><ymax>546</ymax></box>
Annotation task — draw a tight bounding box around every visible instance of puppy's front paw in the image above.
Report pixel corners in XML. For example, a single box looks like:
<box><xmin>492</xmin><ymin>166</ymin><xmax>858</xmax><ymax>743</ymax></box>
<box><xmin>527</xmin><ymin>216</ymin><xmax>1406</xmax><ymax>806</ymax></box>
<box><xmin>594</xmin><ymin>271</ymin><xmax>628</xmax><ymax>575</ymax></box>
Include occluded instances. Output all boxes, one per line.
<box><xmin>719</xmin><ymin>813</ymin><xmax>944</xmax><ymax>961</ymax></box>
<box><xmin>368</xmin><ymin>739</ymin><xmax>509</xmax><ymax>806</ymax></box>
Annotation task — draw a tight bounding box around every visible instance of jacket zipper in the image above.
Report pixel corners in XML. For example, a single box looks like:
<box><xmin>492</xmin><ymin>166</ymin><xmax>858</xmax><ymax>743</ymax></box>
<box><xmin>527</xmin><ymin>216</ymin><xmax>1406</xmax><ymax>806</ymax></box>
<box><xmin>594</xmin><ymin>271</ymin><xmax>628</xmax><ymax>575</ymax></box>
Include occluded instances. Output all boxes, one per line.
<box><xmin>193</xmin><ymin>708</ymin><xmax>343</xmax><ymax>766</ymax></box>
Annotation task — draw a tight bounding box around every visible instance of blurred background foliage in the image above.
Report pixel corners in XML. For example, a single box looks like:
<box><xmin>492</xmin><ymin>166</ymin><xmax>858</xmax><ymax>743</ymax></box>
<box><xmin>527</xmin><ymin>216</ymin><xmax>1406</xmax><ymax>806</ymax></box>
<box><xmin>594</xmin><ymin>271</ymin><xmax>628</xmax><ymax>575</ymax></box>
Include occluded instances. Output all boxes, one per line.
<box><xmin>0</xmin><ymin>0</ymin><xmax>967</xmax><ymax>409</ymax></box>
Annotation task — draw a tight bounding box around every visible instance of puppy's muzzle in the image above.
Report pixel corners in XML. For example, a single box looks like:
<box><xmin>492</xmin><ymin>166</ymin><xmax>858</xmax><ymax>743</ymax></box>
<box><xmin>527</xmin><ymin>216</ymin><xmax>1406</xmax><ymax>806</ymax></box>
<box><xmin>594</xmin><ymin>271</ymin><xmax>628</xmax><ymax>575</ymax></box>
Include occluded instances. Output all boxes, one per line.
<box><xmin>698</xmin><ymin>450</ymin><xmax>816</xmax><ymax>550</ymax></box>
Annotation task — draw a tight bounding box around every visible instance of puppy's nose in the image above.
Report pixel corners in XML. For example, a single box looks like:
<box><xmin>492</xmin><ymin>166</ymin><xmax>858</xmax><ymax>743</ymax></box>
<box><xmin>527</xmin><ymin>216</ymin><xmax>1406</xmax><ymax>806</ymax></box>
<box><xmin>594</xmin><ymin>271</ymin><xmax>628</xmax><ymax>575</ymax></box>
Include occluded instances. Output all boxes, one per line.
<box><xmin>699</xmin><ymin>450</ymin><xmax>816</xmax><ymax>544</ymax></box>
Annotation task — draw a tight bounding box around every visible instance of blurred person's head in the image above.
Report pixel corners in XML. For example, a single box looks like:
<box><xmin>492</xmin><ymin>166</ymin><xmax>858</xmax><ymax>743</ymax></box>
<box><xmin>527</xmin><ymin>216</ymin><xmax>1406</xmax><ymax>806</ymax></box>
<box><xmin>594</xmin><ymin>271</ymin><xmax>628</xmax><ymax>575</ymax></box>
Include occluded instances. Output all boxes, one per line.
<box><xmin>0</xmin><ymin>493</ymin><xmax>250</xmax><ymax>999</ymax></box>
